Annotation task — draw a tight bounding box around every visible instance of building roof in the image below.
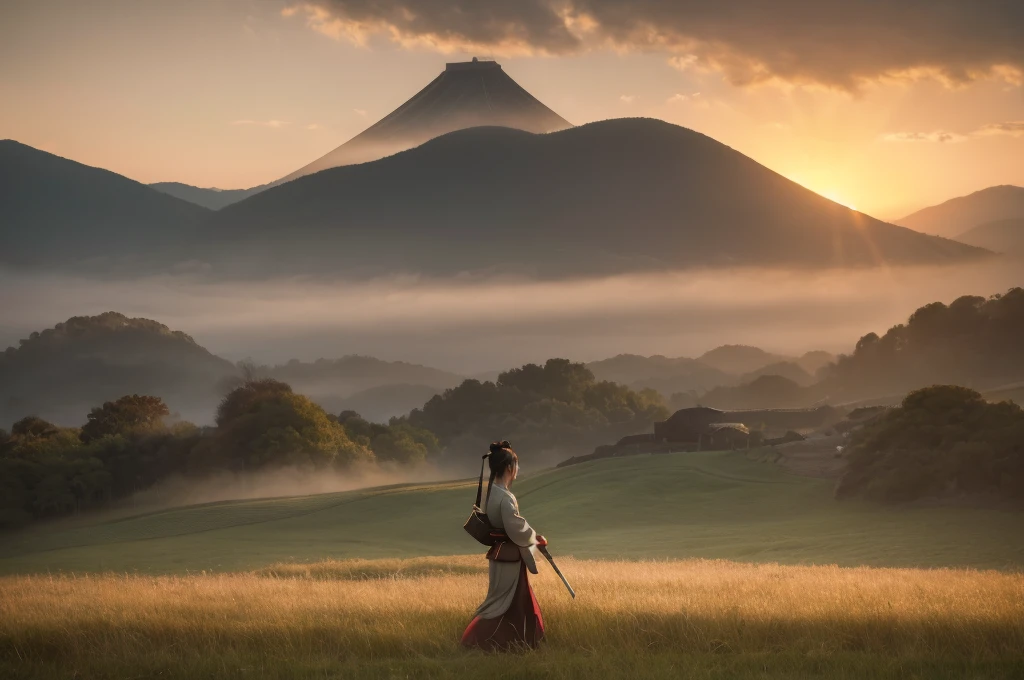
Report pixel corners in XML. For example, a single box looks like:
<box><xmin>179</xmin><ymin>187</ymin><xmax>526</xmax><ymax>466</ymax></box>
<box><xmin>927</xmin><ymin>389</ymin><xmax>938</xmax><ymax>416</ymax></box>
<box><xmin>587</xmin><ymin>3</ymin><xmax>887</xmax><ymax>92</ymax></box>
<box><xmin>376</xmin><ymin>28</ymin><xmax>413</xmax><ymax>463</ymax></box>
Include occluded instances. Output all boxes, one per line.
<box><xmin>709</xmin><ymin>422</ymin><xmax>750</xmax><ymax>435</ymax></box>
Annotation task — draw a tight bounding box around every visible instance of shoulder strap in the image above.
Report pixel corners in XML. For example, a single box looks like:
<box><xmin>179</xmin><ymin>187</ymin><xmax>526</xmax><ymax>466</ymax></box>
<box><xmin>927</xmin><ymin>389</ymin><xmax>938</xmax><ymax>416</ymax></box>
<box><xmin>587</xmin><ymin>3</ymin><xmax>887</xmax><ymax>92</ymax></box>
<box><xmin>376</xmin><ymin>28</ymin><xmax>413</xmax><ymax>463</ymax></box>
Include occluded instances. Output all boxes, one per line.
<box><xmin>474</xmin><ymin>453</ymin><xmax>489</xmax><ymax>510</ymax></box>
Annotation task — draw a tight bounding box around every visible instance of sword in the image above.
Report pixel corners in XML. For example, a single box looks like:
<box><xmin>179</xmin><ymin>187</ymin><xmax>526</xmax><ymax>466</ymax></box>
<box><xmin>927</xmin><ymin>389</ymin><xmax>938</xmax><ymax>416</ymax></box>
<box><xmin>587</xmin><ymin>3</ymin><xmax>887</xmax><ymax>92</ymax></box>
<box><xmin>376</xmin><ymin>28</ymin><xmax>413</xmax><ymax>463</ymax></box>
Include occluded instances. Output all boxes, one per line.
<box><xmin>537</xmin><ymin>545</ymin><xmax>575</xmax><ymax>599</ymax></box>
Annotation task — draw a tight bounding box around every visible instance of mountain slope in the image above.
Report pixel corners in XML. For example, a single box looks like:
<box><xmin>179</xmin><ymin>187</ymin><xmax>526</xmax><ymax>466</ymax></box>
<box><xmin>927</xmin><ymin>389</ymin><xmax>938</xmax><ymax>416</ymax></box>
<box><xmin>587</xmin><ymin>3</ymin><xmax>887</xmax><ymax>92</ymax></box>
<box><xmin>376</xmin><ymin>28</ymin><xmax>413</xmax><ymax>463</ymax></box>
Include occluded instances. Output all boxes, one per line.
<box><xmin>955</xmin><ymin>218</ymin><xmax>1024</xmax><ymax>255</ymax></box>
<box><xmin>204</xmin><ymin>119</ymin><xmax>985</xmax><ymax>278</ymax></box>
<box><xmin>896</xmin><ymin>185</ymin><xmax>1024</xmax><ymax>238</ymax></box>
<box><xmin>0</xmin><ymin>141</ymin><xmax>210</xmax><ymax>268</ymax></box>
<box><xmin>279</xmin><ymin>59</ymin><xmax>571</xmax><ymax>184</ymax></box>
<box><xmin>0</xmin><ymin>312</ymin><xmax>236</xmax><ymax>427</ymax></box>
<box><xmin>149</xmin><ymin>182</ymin><xmax>266</xmax><ymax>210</ymax></box>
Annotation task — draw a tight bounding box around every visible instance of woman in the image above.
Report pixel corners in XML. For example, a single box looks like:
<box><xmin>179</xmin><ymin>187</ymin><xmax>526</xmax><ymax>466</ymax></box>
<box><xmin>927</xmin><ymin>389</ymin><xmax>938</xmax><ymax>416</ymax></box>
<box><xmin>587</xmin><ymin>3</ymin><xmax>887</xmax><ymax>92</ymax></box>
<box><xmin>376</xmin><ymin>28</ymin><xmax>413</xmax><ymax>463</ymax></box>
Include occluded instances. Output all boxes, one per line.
<box><xmin>461</xmin><ymin>441</ymin><xmax>546</xmax><ymax>651</ymax></box>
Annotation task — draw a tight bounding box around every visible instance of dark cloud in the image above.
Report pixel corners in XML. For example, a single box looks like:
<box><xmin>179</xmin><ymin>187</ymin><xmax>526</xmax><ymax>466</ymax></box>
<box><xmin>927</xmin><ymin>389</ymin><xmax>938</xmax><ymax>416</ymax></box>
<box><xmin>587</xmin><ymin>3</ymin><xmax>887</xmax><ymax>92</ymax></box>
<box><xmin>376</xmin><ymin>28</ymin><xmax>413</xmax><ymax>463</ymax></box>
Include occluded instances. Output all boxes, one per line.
<box><xmin>291</xmin><ymin>0</ymin><xmax>581</xmax><ymax>53</ymax></box>
<box><xmin>294</xmin><ymin>0</ymin><xmax>1024</xmax><ymax>89</ymax></box>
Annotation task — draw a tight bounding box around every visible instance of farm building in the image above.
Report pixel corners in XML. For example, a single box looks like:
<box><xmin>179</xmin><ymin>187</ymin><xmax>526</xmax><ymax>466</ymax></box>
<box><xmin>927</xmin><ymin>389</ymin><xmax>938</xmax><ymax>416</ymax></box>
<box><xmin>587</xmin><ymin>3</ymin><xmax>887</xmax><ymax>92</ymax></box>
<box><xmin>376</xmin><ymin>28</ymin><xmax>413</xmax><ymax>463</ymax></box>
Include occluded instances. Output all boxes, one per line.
<box><xmin>654</xmin><ymin>406</ymin><xmax>839</xmax><ymax>444</ymax></box>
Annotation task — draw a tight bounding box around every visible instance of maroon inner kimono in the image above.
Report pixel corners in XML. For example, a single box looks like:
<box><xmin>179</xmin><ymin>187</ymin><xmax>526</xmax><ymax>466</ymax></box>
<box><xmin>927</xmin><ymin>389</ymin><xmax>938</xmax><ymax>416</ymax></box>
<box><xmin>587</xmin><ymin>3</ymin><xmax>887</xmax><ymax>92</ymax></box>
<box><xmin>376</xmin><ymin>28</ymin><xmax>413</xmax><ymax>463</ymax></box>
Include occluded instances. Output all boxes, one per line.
<box><xmin>460</xmin><ymin>563</ymin><xmax>545</xmax><ymax>651</ymax></box>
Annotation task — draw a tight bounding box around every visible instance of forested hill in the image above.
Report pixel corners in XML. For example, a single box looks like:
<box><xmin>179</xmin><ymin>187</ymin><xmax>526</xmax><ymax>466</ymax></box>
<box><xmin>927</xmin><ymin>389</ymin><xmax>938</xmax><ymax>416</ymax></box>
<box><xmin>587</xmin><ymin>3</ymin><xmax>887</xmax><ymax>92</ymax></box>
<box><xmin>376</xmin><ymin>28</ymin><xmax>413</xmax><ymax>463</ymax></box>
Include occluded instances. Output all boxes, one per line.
<box><xmin>0</xmin><ymin>315</ymin><xmax>464</xmax><ymax>428</ymax></box>
<box><xmin>821</xmin><ymin>288</ymin><xmax>1024</xmax><ymax>402</ymax></box>
<box><xmin>634</xmin><ymin>288</ymin><xmax>1024</xmax><ymax>411</ymax></box>
<box><xmin>0</xmin><ymin>313</ymin><xmax>235</xmax><ymax>426</ymax></box>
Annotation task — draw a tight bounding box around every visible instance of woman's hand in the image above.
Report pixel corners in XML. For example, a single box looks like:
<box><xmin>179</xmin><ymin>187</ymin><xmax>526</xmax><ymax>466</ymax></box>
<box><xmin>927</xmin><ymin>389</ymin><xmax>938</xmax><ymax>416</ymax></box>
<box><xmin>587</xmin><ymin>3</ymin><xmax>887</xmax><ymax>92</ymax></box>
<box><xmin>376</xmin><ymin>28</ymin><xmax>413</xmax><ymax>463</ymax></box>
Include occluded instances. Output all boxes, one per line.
<box><xmin>536</xmin><ymin>535</ymin><xmax>548</xmax><ymax>547</ymax></box>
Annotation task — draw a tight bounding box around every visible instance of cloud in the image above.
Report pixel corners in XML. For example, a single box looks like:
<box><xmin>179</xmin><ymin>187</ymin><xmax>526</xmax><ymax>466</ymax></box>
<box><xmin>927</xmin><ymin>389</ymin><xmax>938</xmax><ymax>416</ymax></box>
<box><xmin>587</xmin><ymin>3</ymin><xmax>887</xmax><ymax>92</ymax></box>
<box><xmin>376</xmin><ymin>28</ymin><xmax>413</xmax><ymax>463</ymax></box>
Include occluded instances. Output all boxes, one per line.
<box><xmin>306</xmin><ymin>123</ymin><xmax>323</xmax><ymax>130</ymax></box>
<box><xmin>882</xmin><ymin>120</ymin><xmax>1024</xmax><ymax>143</ymax></box>
<box><xmin>283</xmin><ymin>0</ymin><xmax>580</xmax><ymax>55</ymax></box>
<box><xmin>882</xmin><ymin>130</ymin><xmax>967</xmax><ymax>144</ymax></box>
<box><xmin>975</xmin><ymin>121</ymin><xmax>1024</xmax><ymax>137</ymax></box>
<box><xmin>353</xmin><ymin>108</ymin><xmax>368</xmax><ymax>117</ymax></box>
<box><xmin>619</xmin><ymin>94</ymin><xmax>635</xmax><ymax>104</ymax></box>
<box><xmin>284</xmin><ymin>0</ymin><xmax>1024</xmax><ymax>91</ymax></box>
<box><xmin>666</xmin><ymin>92</ymin><xmax>699</xmax><ymax>104</ymax></box>
<box><xmin>231</xmin><ymin>119</ymin><xmax>291</xmax><ymax>128</ymax></box>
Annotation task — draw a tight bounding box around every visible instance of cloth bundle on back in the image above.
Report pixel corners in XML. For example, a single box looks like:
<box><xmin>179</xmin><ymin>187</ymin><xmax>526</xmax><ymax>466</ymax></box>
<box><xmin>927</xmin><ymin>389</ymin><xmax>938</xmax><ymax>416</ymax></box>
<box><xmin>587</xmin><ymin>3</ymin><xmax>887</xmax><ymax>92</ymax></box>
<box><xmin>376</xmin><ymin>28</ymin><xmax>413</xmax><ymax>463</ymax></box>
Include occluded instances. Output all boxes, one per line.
<box><xmin>460</xmin><ymin>441</ymin><xmax>545</xmax><ymax>651</ymax></box>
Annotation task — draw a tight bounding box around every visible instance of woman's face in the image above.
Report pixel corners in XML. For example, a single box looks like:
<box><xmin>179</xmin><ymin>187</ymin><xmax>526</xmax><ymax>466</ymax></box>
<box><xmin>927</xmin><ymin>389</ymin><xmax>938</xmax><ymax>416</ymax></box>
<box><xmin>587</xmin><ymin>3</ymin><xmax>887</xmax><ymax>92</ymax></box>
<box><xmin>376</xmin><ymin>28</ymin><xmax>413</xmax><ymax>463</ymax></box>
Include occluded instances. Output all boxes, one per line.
<box><xmin>510</xmin><ymin>461</ymin><xmax>519</xmax><ymax>482</ymax></box>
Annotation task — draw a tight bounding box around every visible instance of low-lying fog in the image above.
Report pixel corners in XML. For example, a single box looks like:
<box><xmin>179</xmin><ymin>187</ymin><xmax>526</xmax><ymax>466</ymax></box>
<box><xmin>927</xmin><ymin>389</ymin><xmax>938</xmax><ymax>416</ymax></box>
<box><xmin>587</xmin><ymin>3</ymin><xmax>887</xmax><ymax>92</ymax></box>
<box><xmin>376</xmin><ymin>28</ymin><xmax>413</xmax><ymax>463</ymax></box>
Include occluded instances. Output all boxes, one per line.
<box><xmin>2</xmin><ymin>260</ymin><xmax>1021</xmax><ymax>372</ymax></box>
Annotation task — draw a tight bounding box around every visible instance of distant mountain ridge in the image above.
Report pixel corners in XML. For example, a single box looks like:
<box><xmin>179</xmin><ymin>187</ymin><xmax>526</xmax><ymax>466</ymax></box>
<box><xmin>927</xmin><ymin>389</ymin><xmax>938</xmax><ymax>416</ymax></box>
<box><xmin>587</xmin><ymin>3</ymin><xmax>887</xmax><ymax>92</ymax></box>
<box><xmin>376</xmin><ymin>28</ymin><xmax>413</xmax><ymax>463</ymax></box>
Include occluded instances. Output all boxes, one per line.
<box><xmin>698</xmin><ymin>345</ymin><xmax>790</xmax><ymax>375</ymax></box>
<box><xmin>202</xmin><ymin>118</ymin><xmax>986</xmax><ymax>277</ymax></box>
<box><xmin>896</xmin><ymin>185</ymin><xmax>1024</xmax><ymax>238</ymax></box>
<box><xmin>587</xmin><ymin>354</ymin><xmax>735</xmax><ymax>396</ymax></box>
<box><xmin>955</xmin><ymin>218</ymin><xmax>1024</xmax><ymax>255</ymax></box>
<box><xmin>149</xmin><ymin>182</ymin><xmax>266</xmax><ymax>211</ymax></box>
<box><xmin>0</xmin><ymin>140</ymin><xmax>209</xmax><ymax>269</ymax></box>
<box><xmin>261</xmin><ymin>356</ymin><xmax>463</xmax><ymax>415</ymax></box>
<box><xmin>587</xmin><ymin>346</ymin><xmax>835</xmax><ymax>397</ymax></box>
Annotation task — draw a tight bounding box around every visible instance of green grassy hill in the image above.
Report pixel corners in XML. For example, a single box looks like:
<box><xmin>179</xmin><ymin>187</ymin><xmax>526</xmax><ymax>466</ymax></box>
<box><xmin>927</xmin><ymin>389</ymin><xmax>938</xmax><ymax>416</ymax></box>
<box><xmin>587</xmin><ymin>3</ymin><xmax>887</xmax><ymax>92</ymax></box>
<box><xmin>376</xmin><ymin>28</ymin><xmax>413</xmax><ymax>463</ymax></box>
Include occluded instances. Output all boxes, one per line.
<box><xmin>2</xmin><ymin>450</ymin><xmax>1021</xmax><ymax>574</ymax></box>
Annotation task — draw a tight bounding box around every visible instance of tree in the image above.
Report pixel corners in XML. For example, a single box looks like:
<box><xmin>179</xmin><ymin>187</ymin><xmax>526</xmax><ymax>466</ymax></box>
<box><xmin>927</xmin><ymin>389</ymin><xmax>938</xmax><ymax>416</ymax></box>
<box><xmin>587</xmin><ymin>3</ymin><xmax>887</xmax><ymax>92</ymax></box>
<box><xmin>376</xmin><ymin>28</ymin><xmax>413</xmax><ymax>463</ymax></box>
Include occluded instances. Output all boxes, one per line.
<box><xmin>216</xmin><ymin>378</ymin><xmax>293</xmax><ymax>427</ymax></box>
<box><xmin>2</xmin><ymin>417</ymin><xmax>81</xmax><ymax>459</ymax></box>
<box><xmin>211</xmin><ymin>380</ymin><xmax>372</xmax><ymax>470</ymax></box>
<box><xmin>836</xmin><ymin>385</ymin><xmax>1024</xmax><ymax>503</ymax></box>
<box><xmin>404</xmin><ymin>358</ymin><xmax>669</xmax><ymax>465</ymax></box>
<box><xmin>10</xmin><ymin>416</ymin><xmax>58</xmax><ymax>439</ymax></box>
<box><xmin>80</xmin><ymin>395</ymin><xmax>170</xmax><ymax>443</ymax></box>
<box><xmin>826</xmin><ymin>288</ymin><xmax>1024</xmax><ymax>401</ymax></box>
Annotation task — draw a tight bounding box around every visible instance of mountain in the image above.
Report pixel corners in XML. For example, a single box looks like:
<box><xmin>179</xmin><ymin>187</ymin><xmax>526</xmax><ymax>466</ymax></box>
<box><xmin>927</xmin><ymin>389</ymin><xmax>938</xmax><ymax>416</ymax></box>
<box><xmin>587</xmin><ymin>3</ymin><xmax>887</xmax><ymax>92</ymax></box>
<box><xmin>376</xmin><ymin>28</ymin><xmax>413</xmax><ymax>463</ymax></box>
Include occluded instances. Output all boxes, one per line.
<box><xmin>796</xmin><ymin>350</ymin><xmax>836</xmax><ymax>376</ymax></box>
<box><xmin>146</xmin><ymin>59</ymin><xmax>571</xmax><ymax>210</ymax></box>
<box><xmin>203</xmin><ymin>119</ymin><xmax>984</xmax><ymax>278</ymax></box>
<box><xmin>336</xmin><ymin>384</ymin><xmax>446</xmax><ymax>424</ymax></box>
<box><xmin>261</xmin><ymin>357</ymin><xmax>463</xmax><ymax>416</ymax></box>
<box><xmin>896</xmin><ymin>185</ymin><xmax>1024</xmax><ymax>238</ymax></box>
<box><xmin>955</xmin><ymin>218</ymin><xmax>1024</xmax><ymax>255</ymax></box>
<box><xmin>278</xmin><ymin>58</ymin><xmax>571</xmax><ymax>184</ymax></box>
<box><xmin>587</xmin><ymin>354</ymin><xmax>735</xmax><ymax>395</ymax></box>
<box><xmin>698</xmin><ymin>345</ymin><xmax>791</xmax><ymax>375</ymax></box>
<box><xmin>0</xmin><ymin>141</ymin><xmax>210</xmax><ymax>268</ymax></box>
<box><xmin>0</xmin><ymin>312</ymin><xmax>236</xmax><ymax>427</ymax></box>
<box><xmin>739</xmin><ymin>361</ymin><xmax>814</xmax><ymax>386</ymax></box>
<box><xmin>701</xmin><ymin>375</ymin><xmax>814</xmax><ymax>410</ymax></box>
<box><xmin>148</xmin><ymin>182</ymin><xmax>266</xmax><ymax>211</ymax></box>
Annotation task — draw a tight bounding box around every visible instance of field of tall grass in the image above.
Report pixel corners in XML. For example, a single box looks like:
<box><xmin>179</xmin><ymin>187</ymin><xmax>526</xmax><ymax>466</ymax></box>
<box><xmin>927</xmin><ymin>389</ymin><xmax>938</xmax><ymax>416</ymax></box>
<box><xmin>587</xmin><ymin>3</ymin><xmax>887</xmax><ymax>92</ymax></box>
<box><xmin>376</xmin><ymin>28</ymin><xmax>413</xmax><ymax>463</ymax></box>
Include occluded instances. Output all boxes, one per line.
<box><xmin>3</xmin><ymin>556</ymin><xmax>1022</xmax><ymax>679</ymax></box>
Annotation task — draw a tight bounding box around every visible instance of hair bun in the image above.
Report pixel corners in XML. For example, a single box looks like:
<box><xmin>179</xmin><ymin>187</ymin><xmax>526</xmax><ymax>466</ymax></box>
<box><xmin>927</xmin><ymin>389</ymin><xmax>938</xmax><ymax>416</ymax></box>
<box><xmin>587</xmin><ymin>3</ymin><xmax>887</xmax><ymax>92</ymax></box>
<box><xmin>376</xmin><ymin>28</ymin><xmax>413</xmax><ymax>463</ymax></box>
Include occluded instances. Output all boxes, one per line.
<box><xmin>489</xmin><ymin>440</ymin><xmax>512</xmax><ymax>455</ymax></box>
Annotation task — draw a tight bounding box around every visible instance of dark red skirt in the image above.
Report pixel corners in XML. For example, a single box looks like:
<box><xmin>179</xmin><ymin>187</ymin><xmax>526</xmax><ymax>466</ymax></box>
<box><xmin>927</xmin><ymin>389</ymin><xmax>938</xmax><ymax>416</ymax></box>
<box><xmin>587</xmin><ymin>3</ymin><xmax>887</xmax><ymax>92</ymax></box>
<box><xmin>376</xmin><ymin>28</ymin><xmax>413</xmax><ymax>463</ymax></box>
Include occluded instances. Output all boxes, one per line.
<box><xmin>461</xmin><ymin>562</ymin><xmax>545</xmax><ymax>651</ymax></box>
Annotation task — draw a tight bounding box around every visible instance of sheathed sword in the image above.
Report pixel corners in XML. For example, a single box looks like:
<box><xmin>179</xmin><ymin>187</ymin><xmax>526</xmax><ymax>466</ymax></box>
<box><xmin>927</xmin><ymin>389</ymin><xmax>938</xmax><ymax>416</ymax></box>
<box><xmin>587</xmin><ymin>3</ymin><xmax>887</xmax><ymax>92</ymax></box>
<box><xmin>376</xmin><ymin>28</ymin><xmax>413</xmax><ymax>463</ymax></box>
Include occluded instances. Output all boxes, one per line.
<box><xmin>537</xmin><ymin>545</ymin><xmax>575</xmax><ymax>599</ymax></box>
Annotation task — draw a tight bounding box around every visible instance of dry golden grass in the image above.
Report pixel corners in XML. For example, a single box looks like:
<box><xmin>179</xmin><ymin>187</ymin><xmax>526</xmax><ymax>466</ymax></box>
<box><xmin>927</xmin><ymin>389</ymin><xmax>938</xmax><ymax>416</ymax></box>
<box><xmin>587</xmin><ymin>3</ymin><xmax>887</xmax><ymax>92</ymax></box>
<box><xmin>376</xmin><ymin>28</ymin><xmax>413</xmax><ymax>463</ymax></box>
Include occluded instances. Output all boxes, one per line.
<box><xmin>2</xmin><ymin>556</ymin><xmax>1023</xmax><ymax>679</ymax></box>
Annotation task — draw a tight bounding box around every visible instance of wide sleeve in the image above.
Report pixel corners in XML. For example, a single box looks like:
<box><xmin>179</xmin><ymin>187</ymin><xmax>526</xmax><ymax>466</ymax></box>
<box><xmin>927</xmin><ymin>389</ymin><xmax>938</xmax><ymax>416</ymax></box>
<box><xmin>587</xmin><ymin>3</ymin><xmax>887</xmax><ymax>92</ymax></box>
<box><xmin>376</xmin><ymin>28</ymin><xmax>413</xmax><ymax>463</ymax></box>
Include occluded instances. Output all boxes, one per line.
<box><xmin>500</xmin><ymin>494</ymin><xmax>537</xmax><ymax>548</ymax></box>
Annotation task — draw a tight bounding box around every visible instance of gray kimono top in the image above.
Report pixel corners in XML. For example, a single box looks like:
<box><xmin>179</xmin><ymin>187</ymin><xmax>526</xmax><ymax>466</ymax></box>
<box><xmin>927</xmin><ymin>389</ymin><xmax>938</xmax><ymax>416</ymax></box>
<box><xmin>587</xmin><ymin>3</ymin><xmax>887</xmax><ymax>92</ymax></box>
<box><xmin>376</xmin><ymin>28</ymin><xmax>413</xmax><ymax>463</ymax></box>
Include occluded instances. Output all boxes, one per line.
<box><xmin>474</xmin><ymin>484</ymin><xmax>539</xmax><ymax>619</ymax></box>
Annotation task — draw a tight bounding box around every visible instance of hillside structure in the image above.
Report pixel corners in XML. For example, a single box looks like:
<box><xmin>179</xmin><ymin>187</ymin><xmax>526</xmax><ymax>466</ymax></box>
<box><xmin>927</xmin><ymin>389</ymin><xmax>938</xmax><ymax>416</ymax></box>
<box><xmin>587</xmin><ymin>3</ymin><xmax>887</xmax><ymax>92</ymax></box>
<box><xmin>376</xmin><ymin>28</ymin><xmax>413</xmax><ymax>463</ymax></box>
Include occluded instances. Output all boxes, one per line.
<box><xmin>653</xmin><ymin>406</ymin><xmax>837</xmax><ymax>444</ymax></box>
<box><xmin>558</xmin><ymin>405</ymin><xmax>840</xmax><ymax>467</ymax></box>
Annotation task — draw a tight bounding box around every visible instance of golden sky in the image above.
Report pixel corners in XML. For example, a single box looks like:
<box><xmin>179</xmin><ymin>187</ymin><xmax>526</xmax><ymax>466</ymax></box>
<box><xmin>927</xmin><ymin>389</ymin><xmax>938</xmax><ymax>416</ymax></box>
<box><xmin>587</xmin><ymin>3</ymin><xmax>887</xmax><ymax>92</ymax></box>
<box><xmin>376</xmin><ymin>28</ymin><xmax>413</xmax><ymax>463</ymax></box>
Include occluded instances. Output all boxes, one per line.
<box><xmin>1</xmin><ymin>0</ymin><xmax>1021</xmax><ymax>219</ymax></box>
